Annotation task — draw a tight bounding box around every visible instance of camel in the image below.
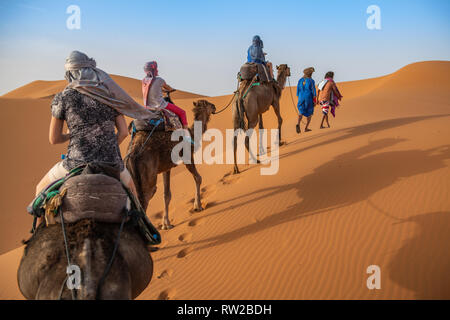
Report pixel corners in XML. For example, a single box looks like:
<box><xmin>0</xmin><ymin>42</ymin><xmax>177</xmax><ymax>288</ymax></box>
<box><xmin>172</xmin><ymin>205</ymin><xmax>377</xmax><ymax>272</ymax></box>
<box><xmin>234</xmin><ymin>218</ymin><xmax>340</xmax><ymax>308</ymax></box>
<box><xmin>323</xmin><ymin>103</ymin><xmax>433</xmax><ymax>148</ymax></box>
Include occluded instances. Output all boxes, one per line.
<box><xmin>232</xmin><ymin>64</ymin><xmax>291</xmax><ymax>174</ymax></box>
<box><xmin>126</xmin><ymin>100</ymin><xmax>216</xmax><ymax>230</ymax></box>
<box><xmin>17</xmin><ymin>219</ymin><xmax>152</xmax><ymax>299</ymax></box>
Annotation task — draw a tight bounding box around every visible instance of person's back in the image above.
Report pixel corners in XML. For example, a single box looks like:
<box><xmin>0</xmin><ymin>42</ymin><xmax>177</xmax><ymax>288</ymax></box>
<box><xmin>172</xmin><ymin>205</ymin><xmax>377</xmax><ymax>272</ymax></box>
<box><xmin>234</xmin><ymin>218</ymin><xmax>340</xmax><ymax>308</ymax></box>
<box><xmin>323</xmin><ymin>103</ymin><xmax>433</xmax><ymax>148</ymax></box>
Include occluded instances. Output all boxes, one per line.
<box><xmin>296</xmin><ymin>67</ymin><xmax>316</xmax><ymax>133</ymax></box>
<box><xmin>52</xmin><ymin>88</ymin><xmax>124</xmax><ymax>171</ymax></box>
<box><xmin>142</xmin><ymin>61</ymin><xmax>190</xmax><ymax>141</ymax></box>
<box><xmin>34</xmin><ymin>50</ymin><xmax>149</xmax><ymax>224</ymax></box>
<box><xmin>247</xmin><ymin>46</ymin><xmax>265</xmax><ymax>64</ymax></box>
<box><xmin>145</xmin><ymin>76</ymin><xmax>168</xmax><ymax>110</ymax></box>
<box><xmin>297</xmin><ymin>77</ymin><xmax>315</xmax><ymax>101</ymax></box>
<box><xmin>317</xmin><ymin>71</ymin><xmax>343</xmax><ymax>128</ymax></box>
<box><xmin>246</xmin><ymin>35</ymin><xmax>274</xmax><ymax>81</ymax></box>
<box><xmin>247</xmin><ymin>35</ymin><xmax>266</xmax><ymax>64</ymax></box>
<box><xmin>318</xmin><ymin>81</ymin><xmax>335</xmax><ymax>103</ymax></box>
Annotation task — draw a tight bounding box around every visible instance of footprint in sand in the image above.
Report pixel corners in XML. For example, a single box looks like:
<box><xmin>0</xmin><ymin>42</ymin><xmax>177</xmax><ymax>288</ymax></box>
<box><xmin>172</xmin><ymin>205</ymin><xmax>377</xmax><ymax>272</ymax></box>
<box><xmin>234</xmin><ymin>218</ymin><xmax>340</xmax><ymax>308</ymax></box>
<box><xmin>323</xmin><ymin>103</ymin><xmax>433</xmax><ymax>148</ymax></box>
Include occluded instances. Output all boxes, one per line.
<box><xmin>220</xmin><ymin>172</ymin><xmax>240</xmax><ymax>185</ymax></box>
<box><xmin>157</xmin><ymin>269</ymin><xmax>174</xmax><ymax>279</ymax></box>
<box><xmin>188</xmin><ymin>217</ymin><xmax>206</xmax><ymax>227</ymax></box>
<box><xmin>177</xmin><ymin>247</ymin><xmax>194</xmax><ymax>258</ymax></box>
<box><xmin>188</xmin><ymin>200</ymin><xmax>215</xmax><ymax>213</ymax></box>
<box><xmin>178</xmin><ymin>233</ymin><xmax>193</xmax><ymax>242</ymax></box>
<box><xmin>203</xmin><ymin>201</ymin><xmax>217</xmax><ymax>209</ymax></box>
<box><xmin>186</xmin><ymin>185</ymin><xmax>217</xmax><ymax>206</ymax></box>
<box><xmin>152</xmin><ymin>211</ymin><xmax>163</xmax><ymax>219</ymax></box>
<box><xmin>157</xmin><ymin>288</ymin><xmax>177</xmax><ymax>300</ymax></box>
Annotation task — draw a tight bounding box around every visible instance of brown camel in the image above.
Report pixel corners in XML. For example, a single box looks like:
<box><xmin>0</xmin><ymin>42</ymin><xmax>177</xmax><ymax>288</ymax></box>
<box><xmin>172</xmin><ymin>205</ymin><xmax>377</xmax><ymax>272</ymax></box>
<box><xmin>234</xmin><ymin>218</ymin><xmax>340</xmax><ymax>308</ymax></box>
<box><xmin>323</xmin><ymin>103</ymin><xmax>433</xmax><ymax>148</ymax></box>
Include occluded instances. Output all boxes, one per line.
<box><xmin>232</xmin><ymin>64</ymin><xmax>291</xmax><ymax>174</ymax></box>
<box><xmin>126</xmin><ymin>100</ymin><xmax>216</xmax><ymax>230</ymax></box>
<box><xmin>17</xmin><ymin>219</ymin><xmax>152</xmax><ymax>299</ymax></box>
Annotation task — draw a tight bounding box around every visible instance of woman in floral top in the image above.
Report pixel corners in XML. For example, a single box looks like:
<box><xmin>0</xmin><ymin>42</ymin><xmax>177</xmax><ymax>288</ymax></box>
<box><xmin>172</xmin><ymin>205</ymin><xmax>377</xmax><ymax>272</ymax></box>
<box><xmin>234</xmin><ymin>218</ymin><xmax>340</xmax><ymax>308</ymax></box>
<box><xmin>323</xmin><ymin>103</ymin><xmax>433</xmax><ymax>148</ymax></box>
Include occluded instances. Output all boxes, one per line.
<box><xmin>35</xmin><ymin>51</ymin><xmax>139</xmax><ymax>197</ymax></box>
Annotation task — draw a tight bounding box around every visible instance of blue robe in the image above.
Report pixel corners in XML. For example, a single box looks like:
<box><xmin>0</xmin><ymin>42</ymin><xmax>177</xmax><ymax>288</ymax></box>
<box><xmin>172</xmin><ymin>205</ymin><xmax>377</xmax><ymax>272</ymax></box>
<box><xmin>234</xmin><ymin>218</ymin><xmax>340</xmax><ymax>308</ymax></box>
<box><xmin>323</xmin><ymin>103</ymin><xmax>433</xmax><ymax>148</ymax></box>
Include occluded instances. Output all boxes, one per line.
<box><xmin>247</xmin><ymin>36</ymin><xmax>266</xmax><ymax>64</ymax></box>
<box><xmin>247</xmin><ymin>45</ymin><xmax>265</xmax><ymax>64</ymax></box>
<box><xmin>297</xmin><ymin>77</ymin><xmax>316</xmax><ymax>117</ymax></box>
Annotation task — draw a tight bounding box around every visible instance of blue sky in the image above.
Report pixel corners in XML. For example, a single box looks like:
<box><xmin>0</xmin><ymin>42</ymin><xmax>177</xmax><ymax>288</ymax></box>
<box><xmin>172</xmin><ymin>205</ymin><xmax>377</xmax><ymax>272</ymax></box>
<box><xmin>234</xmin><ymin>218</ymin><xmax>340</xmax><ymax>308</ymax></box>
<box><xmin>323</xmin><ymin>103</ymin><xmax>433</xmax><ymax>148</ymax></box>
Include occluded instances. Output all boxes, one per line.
<box><xmin>0</xmin><ymin>0</ymin><xmax>449</xmax><ymax>96</ymax></box>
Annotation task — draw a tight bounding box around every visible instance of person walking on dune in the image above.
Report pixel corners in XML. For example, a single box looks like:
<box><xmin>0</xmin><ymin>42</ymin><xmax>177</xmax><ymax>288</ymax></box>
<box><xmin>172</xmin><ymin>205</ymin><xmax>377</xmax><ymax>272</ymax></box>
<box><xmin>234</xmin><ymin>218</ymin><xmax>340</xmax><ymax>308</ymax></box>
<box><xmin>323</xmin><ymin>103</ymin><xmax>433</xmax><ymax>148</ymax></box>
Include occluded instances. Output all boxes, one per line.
<box><xmin>296</xmin><ymin>67</ymin><xmax>316</xmax><ymax>133</ymax></box>
<box><xmin>317</xmin><ymin>71</ymin><xmax>343</xmax><ymax>129</ymax></box>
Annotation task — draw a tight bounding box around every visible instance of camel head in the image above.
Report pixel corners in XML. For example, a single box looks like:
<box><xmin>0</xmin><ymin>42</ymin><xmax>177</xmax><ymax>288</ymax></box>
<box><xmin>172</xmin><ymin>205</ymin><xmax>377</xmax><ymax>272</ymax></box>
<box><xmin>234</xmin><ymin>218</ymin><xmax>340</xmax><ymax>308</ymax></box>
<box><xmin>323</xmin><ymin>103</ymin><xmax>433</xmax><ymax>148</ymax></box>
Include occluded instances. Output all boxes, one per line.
<box><xmin>275</xmin><ymin>64</ymin><xmax>290</xmax><ymax>89</ymax></box>
<box><xmin>192</xmin><ymin>99</ymin><xmax>216</xmax><ymax>125</ymax></box>
<box><xmin>276</xmin><ymin>64</ymin><xmax>291</xmax><ymax>78</ymax></box>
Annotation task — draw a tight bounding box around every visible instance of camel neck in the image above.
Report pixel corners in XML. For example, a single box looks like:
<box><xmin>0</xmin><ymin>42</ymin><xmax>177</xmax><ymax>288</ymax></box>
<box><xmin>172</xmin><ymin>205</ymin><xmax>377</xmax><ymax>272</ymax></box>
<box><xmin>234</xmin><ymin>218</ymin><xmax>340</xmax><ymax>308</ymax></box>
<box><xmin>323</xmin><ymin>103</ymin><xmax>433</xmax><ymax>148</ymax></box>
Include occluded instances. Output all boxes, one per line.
<box><xmin>276</xmin><ymin>73</ymin><xmax>287</xmax><ymax>89</ymax></box>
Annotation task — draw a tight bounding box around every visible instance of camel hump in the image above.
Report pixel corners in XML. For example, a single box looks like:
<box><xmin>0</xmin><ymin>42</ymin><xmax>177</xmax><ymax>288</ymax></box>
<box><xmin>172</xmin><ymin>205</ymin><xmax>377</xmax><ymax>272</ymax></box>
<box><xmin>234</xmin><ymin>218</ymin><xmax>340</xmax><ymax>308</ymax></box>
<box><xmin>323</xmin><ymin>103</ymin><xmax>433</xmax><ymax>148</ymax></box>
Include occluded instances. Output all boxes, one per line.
<box><xmin>133</xmin><ymin>118</ymin><xmax>166</xmax><ymax>132</ymax></box>
<box><xmin>240</xmin><ymin>62</ymin><xmax>258</xmax><ymax>80</ymax></box>
<box><xmin>239</xmin><ymin>62</ymin><xmax>272</xmax><ymax>83</ymax></box>
<box><xmin>56</xmin><ymin>174</ymin><xmax>128</xmax><ymax>224</ymax></box>
<box><xmin>132</xmin><ymin>109</ymin><xmax>182</xmax><ymax>133</ymax></box>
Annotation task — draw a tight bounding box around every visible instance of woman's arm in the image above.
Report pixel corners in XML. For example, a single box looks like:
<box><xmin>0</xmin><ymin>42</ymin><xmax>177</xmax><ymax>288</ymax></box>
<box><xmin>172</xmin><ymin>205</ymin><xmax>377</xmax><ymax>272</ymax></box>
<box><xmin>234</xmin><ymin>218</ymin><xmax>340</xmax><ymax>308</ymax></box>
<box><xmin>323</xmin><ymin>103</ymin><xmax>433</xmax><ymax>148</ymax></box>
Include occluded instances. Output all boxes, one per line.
<box><xmin>115</xmin><ymin>115</ymin><xmax>128</xmax><ymax>145</ymax></box>
<box><xmin>49</xmin><ymin>117</ymin><xmax>70</xmax><ymax>145</ymax></box>
<box><xmin>162</xmin><ymin>83</ymin><xmax>175</xmax><ymax>92</ymax></box>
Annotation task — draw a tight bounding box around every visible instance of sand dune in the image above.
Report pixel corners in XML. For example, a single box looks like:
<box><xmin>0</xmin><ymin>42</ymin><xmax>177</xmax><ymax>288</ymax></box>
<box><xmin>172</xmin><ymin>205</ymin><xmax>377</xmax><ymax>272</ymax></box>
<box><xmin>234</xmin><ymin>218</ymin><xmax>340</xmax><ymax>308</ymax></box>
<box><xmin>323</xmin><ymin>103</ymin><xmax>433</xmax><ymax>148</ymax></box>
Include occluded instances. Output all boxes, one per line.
<box><xmin>2</xmin><ymin>74</ymin><xmax>206</xmax><ymax>101</ymax></box>
<box><xmin>0</xmin><ymin>61</ymin><xmax>449</xmax><ymax>299</ymax></box>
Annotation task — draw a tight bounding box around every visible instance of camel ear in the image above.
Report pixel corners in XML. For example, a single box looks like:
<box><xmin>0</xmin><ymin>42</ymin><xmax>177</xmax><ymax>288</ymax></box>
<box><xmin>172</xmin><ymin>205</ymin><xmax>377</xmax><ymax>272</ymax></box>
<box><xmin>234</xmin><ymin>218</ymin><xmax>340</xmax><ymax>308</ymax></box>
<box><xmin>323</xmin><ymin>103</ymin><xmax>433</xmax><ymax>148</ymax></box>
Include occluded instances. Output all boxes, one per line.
<box><xmin>276</xmin><ymin>65</ymin><xmax>279</xmax><ymax>70</ymax></box>
<box><xmin>193</xmin><ymin>101</ymin><xmax>198</xmax><ymax>107</ymax></box>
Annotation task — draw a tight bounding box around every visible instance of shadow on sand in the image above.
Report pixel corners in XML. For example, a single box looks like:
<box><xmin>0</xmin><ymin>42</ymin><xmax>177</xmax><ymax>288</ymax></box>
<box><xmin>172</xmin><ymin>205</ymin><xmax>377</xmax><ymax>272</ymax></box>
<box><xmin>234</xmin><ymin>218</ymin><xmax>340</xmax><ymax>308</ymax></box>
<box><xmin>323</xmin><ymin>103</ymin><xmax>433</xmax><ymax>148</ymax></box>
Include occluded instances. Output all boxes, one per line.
<box><xmin>387</xmin><ymin>211</ymin><xmax>450</xmax><ymax>299</ymax></box>
<box><xmin>278</xmin><ymin>114</ymin><xmax>450</xmax><ymax>162</ymax></box>
<box><xmin>157</xmin><ymin>133</ymin><xmax>450</xmax><ymax>262</ymax></box>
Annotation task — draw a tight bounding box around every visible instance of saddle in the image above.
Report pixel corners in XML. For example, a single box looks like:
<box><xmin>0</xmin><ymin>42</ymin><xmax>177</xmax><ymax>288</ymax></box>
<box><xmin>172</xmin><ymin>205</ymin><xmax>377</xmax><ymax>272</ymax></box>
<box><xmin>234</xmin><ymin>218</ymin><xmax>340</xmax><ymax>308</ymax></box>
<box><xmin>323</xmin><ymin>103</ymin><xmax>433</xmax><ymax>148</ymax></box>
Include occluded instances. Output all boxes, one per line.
<box><xmin>28</xmin><ymin>162</ymin><xmax>161</xmax><ymax>245</ymax></box>
<box><xmin>239</xmin><ymin>62</ymin><xmax>272</xmax><ymax>83</ymax></box>
<box><xmin>132</xmin><ymin>108</ymin><xmax>182</xmax><ymax>134</ymax></box>
<box><xmin>55</xmin><ymin>173</ymin><xmax>128</xmax><ymax>224</ymax></box>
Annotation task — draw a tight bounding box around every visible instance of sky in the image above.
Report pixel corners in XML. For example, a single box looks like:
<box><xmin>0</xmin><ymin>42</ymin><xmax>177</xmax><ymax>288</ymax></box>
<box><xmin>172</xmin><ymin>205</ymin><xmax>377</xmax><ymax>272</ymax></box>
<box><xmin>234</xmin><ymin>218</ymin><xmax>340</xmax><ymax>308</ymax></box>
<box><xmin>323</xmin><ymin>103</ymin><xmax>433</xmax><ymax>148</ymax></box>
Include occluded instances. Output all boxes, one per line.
<box><xmin>0</xmin><ymin>0</ymin><xmax>449</xmax><ymax>96</ymax></box>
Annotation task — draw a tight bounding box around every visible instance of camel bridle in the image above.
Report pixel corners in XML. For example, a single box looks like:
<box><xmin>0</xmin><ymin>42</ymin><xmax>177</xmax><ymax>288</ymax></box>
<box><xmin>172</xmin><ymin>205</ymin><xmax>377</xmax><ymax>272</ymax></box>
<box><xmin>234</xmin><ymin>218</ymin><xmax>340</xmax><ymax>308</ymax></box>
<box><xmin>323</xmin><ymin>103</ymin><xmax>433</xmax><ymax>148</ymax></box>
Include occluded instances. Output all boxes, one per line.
<box><xmin>58</xmin><ymin>207</ymin><xmax>129</xmax><ymax>300</ymax></box>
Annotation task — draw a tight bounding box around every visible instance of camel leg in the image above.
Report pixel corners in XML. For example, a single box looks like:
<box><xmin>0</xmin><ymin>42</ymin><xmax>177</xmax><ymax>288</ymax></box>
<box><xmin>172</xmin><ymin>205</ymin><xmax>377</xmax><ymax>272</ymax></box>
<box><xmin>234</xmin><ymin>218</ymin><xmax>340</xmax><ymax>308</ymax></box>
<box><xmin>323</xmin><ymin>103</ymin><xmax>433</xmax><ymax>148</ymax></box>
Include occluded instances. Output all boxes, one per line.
<box><xmin>185</xmin><ymin>163</ymin><xmax>203</xmax><ymax>211</ymax></box>
<box><xmin>246</xmin><ymin>119</ymin><xmax>260</xmax><ymax>164</ymax></box>
<box><xmin>161</xmin><ymin>171</ymin><xmax>173</xmax><ymax>230</ymax></box>
<box><xmin>127</xmin><ymin>152</ymin><xmax>159</xmax><ymax>213</ymax></box>
<box><xmin>272</xmin><ymin>101</ymin><xmax>284</xmax><ymax>145</ymax></box>
<box><xmin>258</xmin><ymin>114</ymin><xmax>265</xmax><ymax>156</ymax></box>
<box><xmin>233</xmin><ymin>135</ymin><xmax>240</xmax><ymax>174</ymax></box>
<box><xmin>138</xmin><ymin>169</ymin><xmax>157</xmax><ymax>213</ymax></box>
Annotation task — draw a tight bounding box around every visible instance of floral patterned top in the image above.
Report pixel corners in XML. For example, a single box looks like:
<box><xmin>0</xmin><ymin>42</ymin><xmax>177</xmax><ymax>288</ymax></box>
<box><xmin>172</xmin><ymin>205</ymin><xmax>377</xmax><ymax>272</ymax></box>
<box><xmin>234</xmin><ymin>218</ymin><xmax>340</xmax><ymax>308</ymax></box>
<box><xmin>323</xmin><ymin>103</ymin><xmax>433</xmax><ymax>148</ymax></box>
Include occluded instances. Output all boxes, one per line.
<box><xmin>51</xmin><ymin>88</ymin><xmax>124</xmax><ymax>171</ymax></box>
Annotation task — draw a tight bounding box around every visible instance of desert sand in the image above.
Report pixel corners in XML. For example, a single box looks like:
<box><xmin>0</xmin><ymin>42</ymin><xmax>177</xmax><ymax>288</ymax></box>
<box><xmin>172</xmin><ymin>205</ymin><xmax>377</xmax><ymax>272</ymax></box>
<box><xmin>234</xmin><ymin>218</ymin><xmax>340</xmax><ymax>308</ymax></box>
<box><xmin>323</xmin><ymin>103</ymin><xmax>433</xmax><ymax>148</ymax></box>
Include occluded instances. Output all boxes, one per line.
<box><xmin>0</xmin><ymin>61</ymin><xmax>449</xmax><ymax>299</ymax></box>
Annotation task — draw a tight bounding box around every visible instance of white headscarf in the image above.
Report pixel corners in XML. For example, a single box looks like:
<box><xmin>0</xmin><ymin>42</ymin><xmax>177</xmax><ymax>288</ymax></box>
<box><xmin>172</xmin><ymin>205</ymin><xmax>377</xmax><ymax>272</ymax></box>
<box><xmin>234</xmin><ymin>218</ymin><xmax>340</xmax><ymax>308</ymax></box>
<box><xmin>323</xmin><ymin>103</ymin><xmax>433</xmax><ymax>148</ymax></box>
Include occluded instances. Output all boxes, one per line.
<box><xmin>64</xmin><ymin>51</ymin><xmax>158</xmax><ymax>120</ymax></box>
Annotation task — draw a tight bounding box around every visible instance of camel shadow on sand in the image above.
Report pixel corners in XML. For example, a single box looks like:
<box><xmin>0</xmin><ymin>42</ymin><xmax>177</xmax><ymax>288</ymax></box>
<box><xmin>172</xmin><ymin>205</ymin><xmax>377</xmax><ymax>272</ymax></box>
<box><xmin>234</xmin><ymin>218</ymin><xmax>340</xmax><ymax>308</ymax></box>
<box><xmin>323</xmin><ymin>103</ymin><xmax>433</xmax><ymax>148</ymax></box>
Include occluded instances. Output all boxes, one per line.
<box><xmin>387</xmin><ymin>211</ymin><xmax>450</xmax><ymax>299</ymax></box>
<box><xmin>174</xmin><ymin>114</ymin><xmax>449</xmax><ymax>226</ymax></box>
<box><xmin>155</xmin><ymin>115</ymin><xmax>450</xmax><ymax>259</ymax></box>
<box><xmin>157</xmin><ymin>131</ymin><xmax>450</xmax><ymax>262</ymax></box>
<box><xmin>278</xmin><ymin>114</ymin><xmax>450</xmax><ymax>162</ymax></box>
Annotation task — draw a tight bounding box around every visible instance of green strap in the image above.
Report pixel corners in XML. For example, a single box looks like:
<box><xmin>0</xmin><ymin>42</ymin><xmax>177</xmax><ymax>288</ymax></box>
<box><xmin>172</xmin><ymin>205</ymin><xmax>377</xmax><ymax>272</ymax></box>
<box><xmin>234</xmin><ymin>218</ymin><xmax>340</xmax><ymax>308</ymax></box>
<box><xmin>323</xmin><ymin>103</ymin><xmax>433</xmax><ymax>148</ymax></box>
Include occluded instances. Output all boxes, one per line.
<box><xmin>242</xmin><ymin>82</ymin><xmax>260</xmax><ymax>99</ymax></box>
<box><xmin>121</xmin><ymin>183</ymin><xmax>162</xmax><ymax>245</ymax></box>
<box><xmin>46</xmin><ymin>190</ymin><xmax>60</xmax><ymax>200</ymax></box>
<box><xmin>31</xmin><ymin>166</ymin><xmax>84</xmax><ymax>212</ymax></box>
